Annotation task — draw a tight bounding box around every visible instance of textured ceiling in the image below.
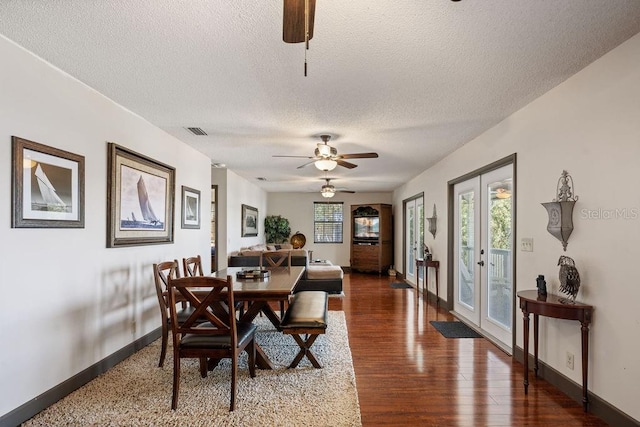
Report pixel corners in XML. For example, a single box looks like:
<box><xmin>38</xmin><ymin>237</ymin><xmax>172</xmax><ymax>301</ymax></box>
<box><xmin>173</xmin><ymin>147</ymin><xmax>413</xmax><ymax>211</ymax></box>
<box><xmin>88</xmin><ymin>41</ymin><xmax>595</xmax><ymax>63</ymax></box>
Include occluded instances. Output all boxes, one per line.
<box><xmin>1</xmin><ymin>1</ymin><xmax>639</xmax><ymax>193</ymax></box>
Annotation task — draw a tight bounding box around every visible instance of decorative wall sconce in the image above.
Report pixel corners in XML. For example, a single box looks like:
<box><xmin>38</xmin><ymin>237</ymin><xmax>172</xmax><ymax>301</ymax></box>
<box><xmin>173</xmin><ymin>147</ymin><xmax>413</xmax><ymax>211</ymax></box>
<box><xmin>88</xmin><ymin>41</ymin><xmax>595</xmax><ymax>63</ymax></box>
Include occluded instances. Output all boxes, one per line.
<box><xmin>541</xmin><ymin>170</ymin><xmax>578</xmax><ymax>251</ymax></box>
<box><xmin>427</xmin><ymin>204</ymin><xmax>437</xmax><ymax>239</ymax></box>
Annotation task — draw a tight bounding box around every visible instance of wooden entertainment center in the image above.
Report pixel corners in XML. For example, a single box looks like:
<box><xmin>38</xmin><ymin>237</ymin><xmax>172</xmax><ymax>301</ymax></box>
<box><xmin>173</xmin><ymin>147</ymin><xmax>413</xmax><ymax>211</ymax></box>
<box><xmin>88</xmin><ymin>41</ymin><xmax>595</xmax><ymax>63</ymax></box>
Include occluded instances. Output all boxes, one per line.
<box><xmin>350</xmin><ymin>204</ymin><xmax>393</xmax><ymax>274</ymax></box>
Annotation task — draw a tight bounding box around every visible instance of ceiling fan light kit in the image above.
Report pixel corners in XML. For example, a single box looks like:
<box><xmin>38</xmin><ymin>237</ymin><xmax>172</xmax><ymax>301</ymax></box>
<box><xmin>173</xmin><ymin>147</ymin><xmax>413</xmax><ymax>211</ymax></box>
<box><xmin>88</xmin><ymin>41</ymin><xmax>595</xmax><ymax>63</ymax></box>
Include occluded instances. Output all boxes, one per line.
<box><xmin>315</xmin><ymin>159</ymin><xmax>337</xmax><ymax>171</ymax></box>
<box><xmin>318</xmin><ymin>177</ymin><xmax>355</xmax><ymax>197</ymax></box>
<box><xmin>321</xmin><ymin>187</ymin><xmax>336</xmax><ymax>198</ymax></box>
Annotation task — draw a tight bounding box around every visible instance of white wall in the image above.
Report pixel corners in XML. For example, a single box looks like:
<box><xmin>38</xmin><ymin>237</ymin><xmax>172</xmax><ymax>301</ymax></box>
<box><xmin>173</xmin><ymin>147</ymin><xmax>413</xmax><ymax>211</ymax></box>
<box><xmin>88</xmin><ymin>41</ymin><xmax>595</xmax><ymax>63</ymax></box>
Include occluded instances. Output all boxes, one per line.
<box><xmin>268</xmin><ymin>192</ymin><xmax>393</xmax><ymax>266</ymax></box>
<box><xmin>223</xmin><ymin>169</ymin><xmax>268</xmax><ymax>261</ymax></box>
<box><xmin>0</xmin><ymin>36</ymin><xmax>212</xmax><ymax>417</ymax></box>
<box><xmin>392</xmin><ymin>33</ymin><xmax>640</xmax><ymax>420</ymax></box>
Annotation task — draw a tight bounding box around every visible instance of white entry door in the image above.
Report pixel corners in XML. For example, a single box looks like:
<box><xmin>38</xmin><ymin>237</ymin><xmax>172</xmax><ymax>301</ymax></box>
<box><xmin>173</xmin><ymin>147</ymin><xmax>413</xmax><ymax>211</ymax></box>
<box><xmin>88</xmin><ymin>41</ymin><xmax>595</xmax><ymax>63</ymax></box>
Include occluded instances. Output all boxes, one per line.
<box><xmin>404</xmin><ymin>196</ymin><xmax>424</xmax><ymax>287</ymax></box>
<box><xmin>454</xmin><ymin>164</ymin><xmax>514</xmax><ymax>349</ymax></box>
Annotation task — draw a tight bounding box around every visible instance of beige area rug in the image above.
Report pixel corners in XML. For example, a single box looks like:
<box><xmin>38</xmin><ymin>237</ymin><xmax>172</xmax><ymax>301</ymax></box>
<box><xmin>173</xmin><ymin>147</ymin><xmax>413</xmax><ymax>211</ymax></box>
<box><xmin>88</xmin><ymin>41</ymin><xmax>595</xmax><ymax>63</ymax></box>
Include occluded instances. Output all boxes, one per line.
<box><xmin>23</xmin><ymin>311</ymin><xmax>362</xmax><ymax>427</ymax></box>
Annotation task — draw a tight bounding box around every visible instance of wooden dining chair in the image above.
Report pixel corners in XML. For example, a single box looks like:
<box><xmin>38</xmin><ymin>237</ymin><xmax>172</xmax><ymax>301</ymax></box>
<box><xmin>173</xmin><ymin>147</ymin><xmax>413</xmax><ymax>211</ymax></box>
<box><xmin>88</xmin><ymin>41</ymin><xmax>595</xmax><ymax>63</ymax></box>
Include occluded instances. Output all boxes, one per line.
<box><xmin>260</xmin><ymin>251</ymin><xmax>292</xmax><ymax>317</ymax></box>
<box><xmin>182</xmin><ymin>255</ymin><xmax>204</xmax><ymax>277</ymax></box>
<box><xmin>152</xmin><ymin>260</ymin><xmax>197</xmax><ymax>368</ymax></box>
<box><xmin>184</xmin><ymin>254</ymin><xmax>246</xmax><ymax>317</ymax></box>
<box><xmin>260</xmin><ymin>250</ymin><xmax>292</xmax><ymax>270</ymax></box>
<box><xmin>167</xmin><ymin>275</ymin><xmax>257</xmax><ymax>411</ymax></box>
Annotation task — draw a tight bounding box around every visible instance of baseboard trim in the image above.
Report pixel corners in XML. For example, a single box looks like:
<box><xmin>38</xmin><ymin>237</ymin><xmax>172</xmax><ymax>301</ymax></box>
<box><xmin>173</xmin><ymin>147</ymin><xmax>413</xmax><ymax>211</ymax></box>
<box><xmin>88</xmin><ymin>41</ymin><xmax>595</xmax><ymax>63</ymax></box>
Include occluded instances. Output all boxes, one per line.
<box><xmin>0</xmin><ymin>329</ymin><xmax>160</xmax><ymax>427</ymax></box>
<box><xmin>513</xmin><ymin>346</ymin><xmax>640</xmax><ymax>427</ymax></box>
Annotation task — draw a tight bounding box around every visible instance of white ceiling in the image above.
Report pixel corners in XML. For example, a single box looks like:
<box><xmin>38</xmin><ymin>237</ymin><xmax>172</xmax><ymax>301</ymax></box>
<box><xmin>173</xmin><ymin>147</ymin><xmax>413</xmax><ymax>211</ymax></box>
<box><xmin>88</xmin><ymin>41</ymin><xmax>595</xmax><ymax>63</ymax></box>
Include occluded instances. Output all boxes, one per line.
<box><xmin>1</xmin><ymin>1</ymin><xmax>639</xmax><ymax>194</ymax></box>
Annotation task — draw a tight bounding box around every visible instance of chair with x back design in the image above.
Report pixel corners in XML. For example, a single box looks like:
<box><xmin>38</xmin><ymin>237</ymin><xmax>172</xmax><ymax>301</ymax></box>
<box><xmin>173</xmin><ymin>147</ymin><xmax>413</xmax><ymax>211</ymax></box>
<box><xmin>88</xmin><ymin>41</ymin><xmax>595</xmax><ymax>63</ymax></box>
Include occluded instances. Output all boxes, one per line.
<box><xmin>167</xmin><ymin>275</ymin><xmax>257</xmax><ymax>411</ymax></box>
<box><xmin>152</xmin><ymin>260</ymin><xmax>197</xmax><ymax>368</ymax></box>
<box><xmin>260</xmin><ymin>251</ymin><xmax>292</xmax><ymax>317</ymax></box>
<box><xmin>182</xmin><ymin>255</ymin><xmax>204</xmax><ymax>278</ymax></box>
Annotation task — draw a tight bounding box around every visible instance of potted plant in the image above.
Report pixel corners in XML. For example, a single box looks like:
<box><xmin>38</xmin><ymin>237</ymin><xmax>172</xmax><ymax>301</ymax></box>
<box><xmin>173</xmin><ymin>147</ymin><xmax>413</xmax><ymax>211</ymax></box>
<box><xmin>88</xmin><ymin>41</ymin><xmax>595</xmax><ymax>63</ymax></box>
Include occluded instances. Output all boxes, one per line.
<box><xmin>264</xmin><ymin>215</ymin><xmax>291</xmax><ymax>244</ymax></box>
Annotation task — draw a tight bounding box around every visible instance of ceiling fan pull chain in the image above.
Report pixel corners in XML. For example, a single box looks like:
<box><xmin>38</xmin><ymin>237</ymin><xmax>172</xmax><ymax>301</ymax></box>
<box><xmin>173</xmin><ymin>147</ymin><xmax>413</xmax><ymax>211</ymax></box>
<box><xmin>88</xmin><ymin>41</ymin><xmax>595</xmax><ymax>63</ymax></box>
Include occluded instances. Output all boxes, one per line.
<box><xmin>304</xmin><ymin>0</ymin><xmax>309</xmax><ymax>76</ymax></box>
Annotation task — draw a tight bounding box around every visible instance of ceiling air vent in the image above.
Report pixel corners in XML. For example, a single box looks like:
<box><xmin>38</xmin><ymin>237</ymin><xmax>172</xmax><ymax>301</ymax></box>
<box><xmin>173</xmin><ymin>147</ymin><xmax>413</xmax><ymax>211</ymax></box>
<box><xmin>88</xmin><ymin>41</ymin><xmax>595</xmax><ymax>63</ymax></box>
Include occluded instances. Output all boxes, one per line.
<box><xmin>186</xmin><ymin>127</ymin><xmax>207</xmax><ymax>136</ymax></box>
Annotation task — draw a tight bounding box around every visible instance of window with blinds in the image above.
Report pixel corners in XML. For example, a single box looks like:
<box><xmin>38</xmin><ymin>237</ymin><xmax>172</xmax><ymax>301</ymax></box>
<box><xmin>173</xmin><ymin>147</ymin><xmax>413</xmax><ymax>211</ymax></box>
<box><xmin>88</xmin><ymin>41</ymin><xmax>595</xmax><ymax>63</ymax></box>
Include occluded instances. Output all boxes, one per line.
<box><xmin>314</xmin><ymin>202</ymin><xmax>343</xmax><ymax>243</ymax></box>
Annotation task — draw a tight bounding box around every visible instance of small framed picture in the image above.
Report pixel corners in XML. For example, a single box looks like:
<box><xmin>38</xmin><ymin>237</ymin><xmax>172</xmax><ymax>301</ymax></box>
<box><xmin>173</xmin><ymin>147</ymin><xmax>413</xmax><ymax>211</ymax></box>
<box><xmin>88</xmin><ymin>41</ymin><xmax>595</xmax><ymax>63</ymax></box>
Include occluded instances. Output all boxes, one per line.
<box><xmin>241</xmin><ymin>204</ymin><xmax>258</xmax><ymax>237</ymax></box>
<box><xmin>107</xmin><ymin>142</ymin><xmax>175</xmax><ymax>247</ymax></box>
<box><xmin>181</xmin><ymin>186</ymin><xmax>201</xmax><ymax>229</ymax></box>
<box><xmin>11</xmin><ymin>136</ymin><xmax>85</xmax><ymax>228</ymax></box>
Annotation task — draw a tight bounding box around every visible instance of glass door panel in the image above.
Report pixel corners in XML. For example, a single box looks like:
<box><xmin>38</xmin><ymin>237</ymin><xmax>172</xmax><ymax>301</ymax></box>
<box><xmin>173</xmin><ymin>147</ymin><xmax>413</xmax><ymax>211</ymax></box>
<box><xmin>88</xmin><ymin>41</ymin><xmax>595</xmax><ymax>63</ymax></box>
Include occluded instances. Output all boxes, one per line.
<box><xmin>404</xmin><ymin>196</ymin><xmax>424</xmax><ymax>287</ymax></box>
<box><xmin>481</xmin><ymin>166</ymin><xmax>513</xmax><ymax>346</ymax></box>
<box><xmin>454</xmin><ymin>178</ymin><xmax>480</xmax><ymax>325</ymax></box>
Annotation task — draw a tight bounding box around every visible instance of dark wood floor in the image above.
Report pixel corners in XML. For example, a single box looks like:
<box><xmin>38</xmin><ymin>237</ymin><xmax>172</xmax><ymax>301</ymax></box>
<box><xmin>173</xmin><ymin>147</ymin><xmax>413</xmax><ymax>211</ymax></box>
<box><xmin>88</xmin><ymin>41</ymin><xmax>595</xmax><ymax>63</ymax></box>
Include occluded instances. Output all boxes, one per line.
<box><xmin>328</xmin><ymin>272</ymin><xmax>608</xmax><ymax>427</ymax></box>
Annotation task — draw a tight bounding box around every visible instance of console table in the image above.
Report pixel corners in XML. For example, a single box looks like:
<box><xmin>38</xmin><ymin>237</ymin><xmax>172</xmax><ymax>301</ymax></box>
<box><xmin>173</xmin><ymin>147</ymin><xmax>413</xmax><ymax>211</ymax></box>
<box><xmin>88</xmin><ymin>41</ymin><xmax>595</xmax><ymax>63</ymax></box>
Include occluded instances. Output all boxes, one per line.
<box><xmin>416</xmin><ymin>258</ymin><xmax>439</xmax><ymax>306</ymax></box>
<box><xmin>517</xmin><ymin>290</ymin><xmax>593</xmax><ymax>412</ymax></box>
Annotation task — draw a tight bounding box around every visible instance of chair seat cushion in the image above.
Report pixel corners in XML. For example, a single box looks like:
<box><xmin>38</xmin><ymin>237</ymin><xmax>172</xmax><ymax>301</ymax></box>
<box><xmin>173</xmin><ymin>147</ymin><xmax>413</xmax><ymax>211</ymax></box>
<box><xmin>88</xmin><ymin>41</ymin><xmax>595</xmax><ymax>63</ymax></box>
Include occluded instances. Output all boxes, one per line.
<box><xmin>176</xmin><ymin>306</ymin><xmax>197</xmax><ymax>323</ymax></box>
<box><xmin>181</xmin><ymin>322</ymin><xmax>257</xmax><ymax>349</ymax></box>
<box><xmin>280</xmin><ymin>291</ymin><xmax>328</xmax><ymax>329</ymax></box>
<box><xmin>306</xmin><ymin>265</ymin><xmax>343</xmax><ymax>280</ymax></box>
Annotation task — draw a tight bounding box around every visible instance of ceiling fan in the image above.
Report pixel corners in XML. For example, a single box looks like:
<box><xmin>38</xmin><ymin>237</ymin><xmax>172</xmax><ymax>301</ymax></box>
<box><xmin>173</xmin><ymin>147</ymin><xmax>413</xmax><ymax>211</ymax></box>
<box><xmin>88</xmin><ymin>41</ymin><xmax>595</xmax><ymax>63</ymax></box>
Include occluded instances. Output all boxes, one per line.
<box><xmin>320</xmin><ymin>178</ymin><xmax>355</xmax><ymax>198</ymax></box>
<box><xmin>283</xmin><ymin>0</ymin><xmax>316</xmax><ymax>75</ymax></box>
<box><xmin>273</xmin><ymin>135</ymin><xmax>379</xmax><ymax>171</ymax></box>
<box><xmin>283</xmin><ymin>0</ymin><xmax>315</xmax><ymax>44</ymax></box>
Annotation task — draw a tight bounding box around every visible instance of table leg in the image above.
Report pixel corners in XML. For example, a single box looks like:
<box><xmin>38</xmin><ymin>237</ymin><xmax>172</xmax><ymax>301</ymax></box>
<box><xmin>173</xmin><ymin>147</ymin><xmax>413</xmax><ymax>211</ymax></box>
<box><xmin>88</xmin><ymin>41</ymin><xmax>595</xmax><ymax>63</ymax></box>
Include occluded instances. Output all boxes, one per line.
<box><xmin>434</xmin><ymin>266</ymin><xmax>439</xmax><ymax>307</ymax></box>
<box><xmin>581</xmin><ymin>321</ymin><xmax>590</xmax><ymax>412</ymax></box>
<box><xmin>523</xmin><ymin>309</ymin><xmax>530</xmax><ymax>394</ymax></box>
<box><xmin>533</xmin><ymin>314</ymin><xmax>539</xmax><ymax>376</ymax></box>
<box><xmin>424</xmin><ymin>263</ymin><xmax>429</xmax><ymax>304</ymax></box>
<box><xmin>237</xmin><ymin>300</ymin><xmax>286</xmax><ymax>370</ymax></box>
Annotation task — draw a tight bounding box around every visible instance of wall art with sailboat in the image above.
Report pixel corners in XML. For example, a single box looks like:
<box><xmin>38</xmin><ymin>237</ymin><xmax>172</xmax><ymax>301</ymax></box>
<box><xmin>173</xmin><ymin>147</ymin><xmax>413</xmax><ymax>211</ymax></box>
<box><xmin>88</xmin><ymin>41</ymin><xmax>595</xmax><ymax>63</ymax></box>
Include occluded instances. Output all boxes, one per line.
<box><xmin>107</xmin><ymin>143</ymin><xmax>175</xmax><ymax>247</ymax></box>
<box><xmin>181</xmin><ymin>186</ymin><xmax>201</xmax><ymax>229</ymax></box>
<box><xmin>11</xmin><ymin>136</ymin><xmax>85</xmax><ymax>228</ymax></box>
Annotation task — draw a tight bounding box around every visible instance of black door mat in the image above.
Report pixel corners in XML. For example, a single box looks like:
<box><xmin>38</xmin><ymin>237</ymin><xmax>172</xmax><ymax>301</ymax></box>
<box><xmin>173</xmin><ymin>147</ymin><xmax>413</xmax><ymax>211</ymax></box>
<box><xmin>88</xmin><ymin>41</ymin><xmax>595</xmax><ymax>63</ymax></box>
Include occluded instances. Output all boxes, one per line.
<box><xmin>430</xmin><ymin>321</ymin><xmax>483</xmax><ymax>338</ymax></box>
<box><xmin>390</xmin><ymin>282</ymin><xmax>412</xmax><ymax>289</ymax></box>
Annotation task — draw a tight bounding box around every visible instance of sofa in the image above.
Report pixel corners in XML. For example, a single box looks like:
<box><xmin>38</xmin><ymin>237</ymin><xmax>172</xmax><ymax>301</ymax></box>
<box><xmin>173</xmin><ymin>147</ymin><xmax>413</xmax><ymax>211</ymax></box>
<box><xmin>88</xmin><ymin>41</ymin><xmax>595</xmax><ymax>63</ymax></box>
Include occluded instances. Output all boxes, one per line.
<box><xmin>228</xmin><ymin>244</ymin><xmax>343</xmax><ymax>294</ymax></box>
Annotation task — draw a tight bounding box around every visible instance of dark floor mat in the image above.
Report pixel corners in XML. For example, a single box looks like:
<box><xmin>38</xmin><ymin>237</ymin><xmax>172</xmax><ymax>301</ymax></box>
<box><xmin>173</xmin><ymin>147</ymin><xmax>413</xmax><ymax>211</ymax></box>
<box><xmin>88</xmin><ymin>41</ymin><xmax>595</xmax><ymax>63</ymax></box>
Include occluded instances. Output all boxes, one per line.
<box><xmin>430</xmin><ymin>321</ymin><xmax>483</xmax><ymax>338</ymax></box>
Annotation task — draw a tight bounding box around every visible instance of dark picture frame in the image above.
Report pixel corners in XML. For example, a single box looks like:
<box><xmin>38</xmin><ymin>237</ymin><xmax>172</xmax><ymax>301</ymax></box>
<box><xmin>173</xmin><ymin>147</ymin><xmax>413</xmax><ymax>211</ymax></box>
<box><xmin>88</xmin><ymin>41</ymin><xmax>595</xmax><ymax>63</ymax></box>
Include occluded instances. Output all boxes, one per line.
<box><xmin>241</xmin><ymin>204</ymin><xmax>258</xmax><ymax>237</ymax></box>
<box><xmin>107</xmin><ymin>142</ymin><xmax>175</xmax><ymax>247</ymax></box>
<box><xmin>181</xmin><ymin>186</ymin><xmax>201</xmax><ymax>229</ymax></box>
<box><xmin>11</xmin><ymin>136</ymin><xmax>85</xmax><ymax>228</ymax></box>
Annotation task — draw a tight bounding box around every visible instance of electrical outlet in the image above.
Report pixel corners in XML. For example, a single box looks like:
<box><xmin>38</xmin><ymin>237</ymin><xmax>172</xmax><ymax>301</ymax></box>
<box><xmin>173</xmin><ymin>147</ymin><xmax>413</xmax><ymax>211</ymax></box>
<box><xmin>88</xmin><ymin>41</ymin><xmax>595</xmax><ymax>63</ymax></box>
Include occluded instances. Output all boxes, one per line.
<box><xmin>521</xmin><ymin>238</ymin><xmax>534</xmax><ymax>252</ymax></box>
<box><xmin>566</xmin><ymin>352</ymin><xmax>574</xmax><ymax>370</ymax></box>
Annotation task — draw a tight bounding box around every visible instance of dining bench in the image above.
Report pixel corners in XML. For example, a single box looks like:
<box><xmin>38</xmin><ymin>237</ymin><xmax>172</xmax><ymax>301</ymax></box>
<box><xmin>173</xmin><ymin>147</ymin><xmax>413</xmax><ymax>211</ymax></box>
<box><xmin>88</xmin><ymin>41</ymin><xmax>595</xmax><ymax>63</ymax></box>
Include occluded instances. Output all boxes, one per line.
<box><xmin>279</xmin><ymin>291</ymin><xmax>328</xmax><ymax>368</ymax></box>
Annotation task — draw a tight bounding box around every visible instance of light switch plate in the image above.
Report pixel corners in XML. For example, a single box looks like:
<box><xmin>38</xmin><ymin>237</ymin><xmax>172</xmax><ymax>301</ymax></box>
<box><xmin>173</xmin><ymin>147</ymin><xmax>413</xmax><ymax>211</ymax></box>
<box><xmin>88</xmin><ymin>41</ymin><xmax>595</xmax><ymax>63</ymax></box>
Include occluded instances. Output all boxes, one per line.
<box><xmin>521</xmin><ymin>238</ymin><xmax>533</xmax><ymax>252</ymax></box>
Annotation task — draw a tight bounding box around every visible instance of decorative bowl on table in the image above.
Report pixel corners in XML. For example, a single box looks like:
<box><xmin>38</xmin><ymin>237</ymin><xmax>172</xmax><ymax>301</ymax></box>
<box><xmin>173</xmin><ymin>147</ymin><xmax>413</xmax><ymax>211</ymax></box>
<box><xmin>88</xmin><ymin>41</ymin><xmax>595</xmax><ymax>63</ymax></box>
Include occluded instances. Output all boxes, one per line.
<box><xmin>236</xmin><ymin>269</ymin><xmax>270</xmax><ymax>279</ymax></box>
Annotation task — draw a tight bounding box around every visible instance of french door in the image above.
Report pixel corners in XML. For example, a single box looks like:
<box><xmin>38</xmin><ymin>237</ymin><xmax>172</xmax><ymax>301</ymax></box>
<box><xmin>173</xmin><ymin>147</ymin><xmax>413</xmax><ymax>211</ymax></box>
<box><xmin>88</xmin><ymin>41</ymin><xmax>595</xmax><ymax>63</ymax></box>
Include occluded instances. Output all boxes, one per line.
<box><xmin>453</xmin><ymin>164</ymin><xmax>513</xmax><ymax>349</ymax></box>
<box><xmin>404</xmin><ymin>195</ymin><xmax>424</xmax><ymax>287</ymax></box>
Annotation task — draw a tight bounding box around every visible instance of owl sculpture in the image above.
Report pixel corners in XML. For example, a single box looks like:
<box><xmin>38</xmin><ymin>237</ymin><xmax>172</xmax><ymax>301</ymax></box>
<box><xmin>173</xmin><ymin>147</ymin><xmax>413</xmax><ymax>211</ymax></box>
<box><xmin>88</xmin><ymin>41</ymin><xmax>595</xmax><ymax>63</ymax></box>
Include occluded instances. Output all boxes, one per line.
<box><xmin>558</xmin><ymin>255</ymin><xmax>581</xmax><ymax>303</ymax></box>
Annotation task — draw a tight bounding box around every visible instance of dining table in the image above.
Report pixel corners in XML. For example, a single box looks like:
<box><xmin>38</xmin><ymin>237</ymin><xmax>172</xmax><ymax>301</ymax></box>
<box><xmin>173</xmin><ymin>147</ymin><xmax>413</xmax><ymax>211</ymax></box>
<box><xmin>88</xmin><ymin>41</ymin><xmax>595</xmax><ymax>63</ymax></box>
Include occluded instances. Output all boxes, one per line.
<box><xmin>211</xmin><ymin>265</ymin><xmax>306</xmax><ymax>369</ymax></box>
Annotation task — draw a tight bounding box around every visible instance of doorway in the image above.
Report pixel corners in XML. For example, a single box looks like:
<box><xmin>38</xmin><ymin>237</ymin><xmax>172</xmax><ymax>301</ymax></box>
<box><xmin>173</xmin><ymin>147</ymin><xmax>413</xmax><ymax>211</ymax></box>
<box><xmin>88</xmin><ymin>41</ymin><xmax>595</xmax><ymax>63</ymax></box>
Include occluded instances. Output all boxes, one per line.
<box><xmin>210</xmin><ymin>185</ymin><xmax>218</xmax><ymax>273</ymax></box>
<box><xmin>403</xmin><ymin>194</ymin><xmax>424</xmax><ymax>287</ymax></box>
<box><xmin>451</xmin><ymin>159</ymin><xmax>515</xmax><ymax>351</ymax></box>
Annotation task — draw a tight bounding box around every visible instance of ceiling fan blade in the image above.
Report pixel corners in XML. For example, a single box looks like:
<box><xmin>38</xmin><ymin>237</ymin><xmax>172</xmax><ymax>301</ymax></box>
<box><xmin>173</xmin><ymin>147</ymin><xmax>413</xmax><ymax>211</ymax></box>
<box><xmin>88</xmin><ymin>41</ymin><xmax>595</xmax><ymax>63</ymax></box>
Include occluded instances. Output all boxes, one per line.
<box><xmin>337</xmin><ymin>190</ymin><xmax>356</xmax><ymax>194</ymax></box>
<box><xmin>336</xmin><ymin>159</ymin><xmax>358</xmax><ymax>169</ymax></box>
<box><xmin>283</xmin><ymin>0</ymin><xmax>316</xmax><ymax>43</ymax></box>
<box><xmin>297</xmin><ymin>160</ymin><xmax>317</xmax><ymax>169</ymax></box>
<box><xmin>338</xmin><ymin>152</ymin><xmax>379</xmax><ymax>160</ymax></box>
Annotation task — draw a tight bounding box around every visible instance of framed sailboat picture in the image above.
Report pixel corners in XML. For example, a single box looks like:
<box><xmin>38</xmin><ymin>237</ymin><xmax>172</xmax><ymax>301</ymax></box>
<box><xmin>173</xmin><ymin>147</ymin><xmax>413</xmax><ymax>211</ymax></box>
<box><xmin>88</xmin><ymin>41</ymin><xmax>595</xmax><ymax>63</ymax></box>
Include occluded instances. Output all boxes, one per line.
<box><xmin>181</xmin><ymin>186</ymin><xmax>200</xmax><ymax>229</ymax></box>
<box><xmin>11</xmin><ymin>136</ymin><xmax>85</xmax><ymax>228</ymax></box>
<box><xmin>107</xmin><ymin>143</ymin><xmax>175</xmax><ymax>247</ymax></box>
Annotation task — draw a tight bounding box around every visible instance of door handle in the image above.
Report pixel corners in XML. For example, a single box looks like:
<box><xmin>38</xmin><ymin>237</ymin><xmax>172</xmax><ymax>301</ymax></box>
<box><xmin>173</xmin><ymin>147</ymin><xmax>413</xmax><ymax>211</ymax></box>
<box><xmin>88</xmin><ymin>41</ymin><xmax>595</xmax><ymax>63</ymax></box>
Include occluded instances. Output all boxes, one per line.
<box><xmin>478</xmin><ymin>248</ymin><xmax>485</xmax><ymax>266</ymax></box>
